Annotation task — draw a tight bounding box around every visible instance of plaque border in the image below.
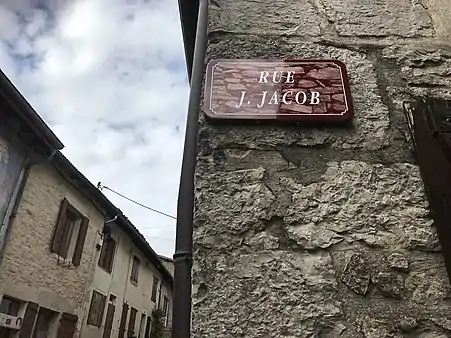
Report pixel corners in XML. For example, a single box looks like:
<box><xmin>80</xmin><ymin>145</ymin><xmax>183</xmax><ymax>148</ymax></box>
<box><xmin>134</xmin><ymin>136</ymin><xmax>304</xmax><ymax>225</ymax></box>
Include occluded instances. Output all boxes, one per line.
<box><xmin>204</xmin><ymin>59</ymin><xmax>354</xmax><ymax>124</ymax></box>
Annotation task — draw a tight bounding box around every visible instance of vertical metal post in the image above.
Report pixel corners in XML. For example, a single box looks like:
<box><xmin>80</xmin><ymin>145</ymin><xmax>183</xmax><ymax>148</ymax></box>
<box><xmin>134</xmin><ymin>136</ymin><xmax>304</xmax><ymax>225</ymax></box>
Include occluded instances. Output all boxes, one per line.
<box><xmin>172</xmin><ymin>0</ymin><xmax>209</xmax><ymax>337</ymax></box>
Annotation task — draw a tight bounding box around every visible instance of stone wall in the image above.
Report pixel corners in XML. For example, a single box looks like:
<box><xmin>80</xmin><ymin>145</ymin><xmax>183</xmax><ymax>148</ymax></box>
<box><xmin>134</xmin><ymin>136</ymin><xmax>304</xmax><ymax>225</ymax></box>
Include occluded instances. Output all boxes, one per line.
<box><xmin>0</xmin><ymin>162</ymin><xmax>104</xmax><ymax>318</ymax></box>
<box><xmin>192</xmin><ymin>0</ymin><xmax>451</xmax><ymax>337</ymax></box>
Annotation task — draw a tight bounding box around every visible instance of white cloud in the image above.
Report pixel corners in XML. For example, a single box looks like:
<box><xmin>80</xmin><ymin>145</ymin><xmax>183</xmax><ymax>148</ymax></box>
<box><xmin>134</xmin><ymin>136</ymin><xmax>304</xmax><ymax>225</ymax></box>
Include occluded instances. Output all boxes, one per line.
<box><xmin>0</xmin><ymin>0</ymin><xmax>190</xmax><ymax>257</ymax></box>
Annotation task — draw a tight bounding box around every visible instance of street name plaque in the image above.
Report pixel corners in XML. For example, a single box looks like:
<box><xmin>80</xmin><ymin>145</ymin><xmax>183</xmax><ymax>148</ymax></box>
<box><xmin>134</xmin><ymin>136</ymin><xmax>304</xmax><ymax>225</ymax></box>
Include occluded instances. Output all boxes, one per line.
<box><xmin>204</xmin><ymin>59</ymin><xmax>354</xmax><ymax>123</ymax></box>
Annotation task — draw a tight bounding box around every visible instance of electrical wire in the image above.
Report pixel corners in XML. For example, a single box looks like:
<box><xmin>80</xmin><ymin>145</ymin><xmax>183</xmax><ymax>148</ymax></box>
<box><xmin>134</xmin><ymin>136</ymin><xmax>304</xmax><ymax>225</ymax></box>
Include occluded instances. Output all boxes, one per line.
<box><xmin>96</xmin><ymin>182</ymin><xmax>176</xmax><ymax>242</ymax></box>
<box><xmin>97</xmin><ymin>182</ymin><xmax>177</xmax><ymax>220</ymax></box>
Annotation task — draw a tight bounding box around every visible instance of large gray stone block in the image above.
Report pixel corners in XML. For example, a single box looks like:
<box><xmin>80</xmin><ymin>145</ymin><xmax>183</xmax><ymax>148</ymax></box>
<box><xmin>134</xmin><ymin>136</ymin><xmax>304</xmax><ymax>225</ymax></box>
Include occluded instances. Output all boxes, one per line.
<box><xmin>322</xmin><ymin>0</ymin><xmax>434</xmax><ymax>37</ymax></box>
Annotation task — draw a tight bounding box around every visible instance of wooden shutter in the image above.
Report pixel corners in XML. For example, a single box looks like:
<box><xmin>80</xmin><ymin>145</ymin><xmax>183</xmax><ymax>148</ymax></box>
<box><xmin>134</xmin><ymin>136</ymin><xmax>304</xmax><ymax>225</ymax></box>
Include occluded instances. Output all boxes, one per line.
<box><xmin>127</xmin><ymin>307</ymin><xmax>137</xmax><ymax>336</ymax></box>
<box><xmin>99</xmin><ymin>293</ymin><xmax>107</xmax><ymax>326</ymax></box>
<box><xmin>58</xmin><ymin>215</ymin><xmax>74</xmax><ymax>259</ymax></box>
<box><xmin>57</xmin><ymin>313</ymin><xmax>78</xmax><ymax>338</ymax></box>
<box><xmin>87</xmin><ymin>291</ymin><xmax>99</xmax><ymax>326</ymax></box>
<box><xmin>99</xmin><ymin>238</ymin><xmax>116</xmax><ymax>273</ymax></box>
<box><xmin>102</xmin><ymin>303</ymin><xmax>116</xmax><ymax>338</ymax></box>
<box><xmin>151</xmin><ymin>277</ymin><xmax>159</xmax><ymax>302</ymax></box>
<box><xmin>144</xmin><ymin>316</ymin><xmax>151</xmax><ymax>338</ymax></box>
<box><xmin>106</xmin><ymin>239</ymin><xmax>116</xmax><ymax>272</ymax></box>
<box><xmin>87</xmin><ymin>291</ymin><xmax>107</xmax><ymax>327</ymax></box>
<box><xmin>19</xmin><ymin>301</ymin><xmax>38</xmax><ymax>338</ymax></box>
<box><xmin>72</xmin><ymin>216</ymin><xmax>89</xmax><ymax>266</ymax></box>
<box><xmin>51</xmin><ymin>199</ymin><xmax>69</xmax><ymax>254</ymax></box>
<box><xmin>131</xmin><ymin>257</ymin><xmax>140</xmax><ymax>283</ymax></box>
<box><xmin>406</xmin><ymin>99</ymin><xmax>451</xmax><ymax>283</ymax></box>
<box><xmin>118</xmin><ymin>303</ymin><xmax>129</xmax><ymax>338</ymax></box>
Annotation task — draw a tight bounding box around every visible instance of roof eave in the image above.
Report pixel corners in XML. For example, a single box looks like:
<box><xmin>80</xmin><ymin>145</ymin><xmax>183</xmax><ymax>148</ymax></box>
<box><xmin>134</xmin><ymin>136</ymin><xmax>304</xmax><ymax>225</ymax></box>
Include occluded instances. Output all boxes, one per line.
<box><xmin>0</xmin><ymin>70</ymin><xmax>64</xmax><ymax>151</ymax></box>
<box><xmin>51</xmin><ymin>152</ymin><xmax>174</xmax><ymax>286</ymax></box>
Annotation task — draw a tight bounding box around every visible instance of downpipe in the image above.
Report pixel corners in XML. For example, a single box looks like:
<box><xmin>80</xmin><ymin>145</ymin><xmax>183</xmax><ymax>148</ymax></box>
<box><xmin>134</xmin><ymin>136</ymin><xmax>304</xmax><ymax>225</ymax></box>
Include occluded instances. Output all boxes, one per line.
<box><xmin>172</xmin><ymin>0</ymin><xmax>209</xmax><ymax>337</ymax></box>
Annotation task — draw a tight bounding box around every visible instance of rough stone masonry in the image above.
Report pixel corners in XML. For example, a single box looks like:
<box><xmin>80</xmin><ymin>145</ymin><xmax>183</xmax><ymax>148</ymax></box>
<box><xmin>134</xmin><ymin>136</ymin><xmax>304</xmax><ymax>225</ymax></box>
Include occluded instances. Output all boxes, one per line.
<box><xmin>192</xmin><ymin>1</ymin><xmax>451</xmax><ymax>337</ymax></box>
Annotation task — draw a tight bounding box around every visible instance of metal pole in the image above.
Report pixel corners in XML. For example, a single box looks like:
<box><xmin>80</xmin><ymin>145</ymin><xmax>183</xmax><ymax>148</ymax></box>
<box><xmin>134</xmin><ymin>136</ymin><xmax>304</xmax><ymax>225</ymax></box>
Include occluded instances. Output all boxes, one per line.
<box><xmin>172</xmin><ymin>0</ymin><xmax>209</xmax><ymax>337</ymax></box>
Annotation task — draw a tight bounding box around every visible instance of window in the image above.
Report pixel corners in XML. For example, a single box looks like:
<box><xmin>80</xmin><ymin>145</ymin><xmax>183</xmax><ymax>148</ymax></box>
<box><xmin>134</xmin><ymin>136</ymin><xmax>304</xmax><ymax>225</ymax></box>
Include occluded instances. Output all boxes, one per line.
<box><xmin>87</xmin><ymin>290</ymin><xmax>107</xmax><ymax>327</ymax></box>
<box><xmin>151</xmin><ymin>276</ymin><xmax>159</xmax><ymax>302</ymax></box>
<box><xmin>0</xmin><ymin>296</ymin><xmax>20</xmax><ymax>316</ymax></box>
<box><xmin>98</xmin><ymin>237</ymin><xmax>116</xmax><ymax>273</ymax></box>
<box><xmin>51</xmin><ymin>198</ymin><xmax>89</xmax><ymax>266</ymax></box>
<box><xmin>144</xmin><ymin>316</ymin><xmax>152</xmax><ymax>338</ymax></box>
<box><xmin>127</xmin><ymin>307</ymin><xmax>137</xmax><ymax>337</ymax></box>
<box><xmin>130</xmin><ymin>256</ymin><xmax>140</xmax><ymax>283</ymax></box>
<box><xmin>57</xmin><ymin>313</ymin><xmax>78</xmax><ymax>338</ymax></box>
<box><xmin>32</xmin><ymin>307</ymin><xmax>57</xmax><ymax>338</ymax></box>
<box><xmin>162</xmin><ymin>296</ymin><xmax>169</xmax><ymax>327</ymax></box>
<box><xmin>138</xmin><ymin>313</ymin><xmax>146</xmax><ymax>337</ymax></box>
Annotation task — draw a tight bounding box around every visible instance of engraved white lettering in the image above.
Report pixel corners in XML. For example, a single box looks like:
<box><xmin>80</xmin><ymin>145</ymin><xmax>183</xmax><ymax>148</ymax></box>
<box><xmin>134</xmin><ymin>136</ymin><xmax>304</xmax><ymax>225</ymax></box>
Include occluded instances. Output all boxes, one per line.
<box><xmin>282</xmin><ymin>91</ymin><xmax>293</xmax><ymax>104</ymax></box>
<box><xmin>310</xmin><ymin>91</ymin><xmax>320</xmax><ymax>105</ymax></box>
<box><xmin>295</xmin><ymin>91</ymin><xmax>307</xmax><ymax>104</ymax></box>
<box><xmin>236</xmin><ymin>91</ymin><xmax>247</xmax><ymax>108</ymax></box>
<box><xmin>258</xmin><ymin>71</ymin><xmax>269</xmax><ymax>83</ymax></box>
<box><xmin>286</xmin><ymin>71</ymin><xmax>295</xmax><ymax>84</ymax></box>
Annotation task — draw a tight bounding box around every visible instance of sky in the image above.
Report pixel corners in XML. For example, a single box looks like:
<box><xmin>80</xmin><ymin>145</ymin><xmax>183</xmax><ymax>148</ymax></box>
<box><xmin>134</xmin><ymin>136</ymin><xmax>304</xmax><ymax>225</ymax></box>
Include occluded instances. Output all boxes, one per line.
<box><xmin>0</xmin><ymin>0</ymin><xmax>190</xmax><ymax>257</ymax></box>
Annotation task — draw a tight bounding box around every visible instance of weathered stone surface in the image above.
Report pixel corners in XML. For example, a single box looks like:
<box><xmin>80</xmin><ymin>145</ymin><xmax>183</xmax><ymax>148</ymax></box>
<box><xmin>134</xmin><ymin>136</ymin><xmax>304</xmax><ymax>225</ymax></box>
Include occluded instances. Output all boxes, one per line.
<box><xmin>406</xmin><ymin>270</ymin><xmax>451</xmax><ymax>305</ymax></box>
<box><xmin>341</xmin><ymin>253</ymin><xmax>371</xmax><ymax>295</ymax></box>
<box><xmin>282</xmin><ymin>161</ymin><xmax>437</xmax><ymax>251</ymax></box>
<box><xmin>387</xmin><ymin>252</ymin><xmax>409</xmax><ymax>271</ymax></box>
<box><xmin>195</xmin><ymin>0</ymin><xmax>451</xmax><ymax>337</ymax></box>
<box><xmin>372</xmin><ymin>272</ymin><xmax>405</xmax><ymax>299</ymax></box>
<box><xmin>381</xmin><ymin>46</ymin><xmax>451</xmax><ymax>88</ymax></box>
<box><xmin>192</xmin><ymin>251</ymin><xmax>342</xmax><ymax>337</ymax></box>
<box><xmin>209</xmin><ymin>0</ymin><xmax>321</xmax><ymax>36</ymax></box>
<box><xmin>195</xmin><ymin>167</ymin><xmax>275</xmax><ymax>235</ymax></box>
<box><xmin>359</xmin><ymin>316</ymin><xmax>393</xmax><ymax>338</ymax></box>
<box><xmin>395</xmin><ymin>316</ymin><xmax>418</xmax><ymax>331</ymax></box>
<box><xmin>322</xmin><ymin>0</ymin><xmax>434</xmax><ymax>37</ymax></box>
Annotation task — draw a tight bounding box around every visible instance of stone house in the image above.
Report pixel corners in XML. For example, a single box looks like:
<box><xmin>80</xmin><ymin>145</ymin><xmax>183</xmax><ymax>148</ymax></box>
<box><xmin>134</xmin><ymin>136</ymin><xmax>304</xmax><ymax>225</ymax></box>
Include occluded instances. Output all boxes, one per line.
<box><xmin>0</xmin><ymin>70</ymin><xmax>173</xmax><ymax>338</ymax></box>
<box><xmin>0</xmin><ymin>69</ymin><xmax>89</xmax><ymax>338</ymax></box>
<box><xmin>0</xmin><ymin>151</ymin><xmax>109</xmax><ymax>338</ymax></box>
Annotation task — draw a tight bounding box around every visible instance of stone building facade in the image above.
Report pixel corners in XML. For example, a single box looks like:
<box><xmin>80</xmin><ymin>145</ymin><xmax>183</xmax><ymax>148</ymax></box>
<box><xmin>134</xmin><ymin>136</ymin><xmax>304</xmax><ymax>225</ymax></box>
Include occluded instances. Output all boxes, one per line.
<box><xmin>178</xmin><ymin>0</ymin><xmax>451</xmax><ymax>337</ymax></box>
<box><xmin>0</xmin><ymin>155</ymin><xmax>106</xmax><ymax>338</ymax></box>
<box><xmin>80</xmin><ymin>215</ymin><xmax>173</xmax><ymax>338</ymax></box>
<box><xmin>0</xmin><ymin>70</ymin><xmax>173</xmax><ymax>338</ymax></box>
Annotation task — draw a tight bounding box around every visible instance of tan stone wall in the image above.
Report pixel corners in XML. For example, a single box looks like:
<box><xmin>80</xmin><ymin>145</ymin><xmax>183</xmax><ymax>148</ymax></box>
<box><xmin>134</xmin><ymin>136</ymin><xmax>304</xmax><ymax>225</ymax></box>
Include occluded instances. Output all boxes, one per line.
<box><xmin>0</xmin><ymin>162</ymin><xmax>104</xmax><ymax>319</ymax></box>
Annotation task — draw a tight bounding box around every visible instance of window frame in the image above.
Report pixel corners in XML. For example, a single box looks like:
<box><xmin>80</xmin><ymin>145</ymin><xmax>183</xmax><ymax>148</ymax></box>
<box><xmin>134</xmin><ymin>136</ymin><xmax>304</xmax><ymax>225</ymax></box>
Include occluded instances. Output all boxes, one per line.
<box><xmin>130</xmin><ymin>256</ymin><xmax>140</xmax><ymax>284</ymax></box>
<box><xmin>98</xmin><ymin>236</ymin><xmax>117</xmax><ymax>273</ymax></box>
<box><xmin>162</xmin><ymin>296</ymin><xmax>169</xmax><ymax>327</ymax></box>
<box><xmin>151</xmin><ymin>276</ymin><xmax>159</xmax><ymax>302</ymax></box>
<box><xmin>127</xmin><ymin>307</ymin><xmax>138</xmax><ymax>336</ymax></box>
<box><xmin>87</xmin><ymin>290</ymin><xmax>107</xmax><ymax>327</ymax></box>
<box><xmin>51</xmin><ymin>198</ymin><xmax>89</xmax><ymax>267</ymax></box>
<box><xmin>0</xmin><ymin>296</ymin><xmax>21</xmax><ymax>316</ymax></box>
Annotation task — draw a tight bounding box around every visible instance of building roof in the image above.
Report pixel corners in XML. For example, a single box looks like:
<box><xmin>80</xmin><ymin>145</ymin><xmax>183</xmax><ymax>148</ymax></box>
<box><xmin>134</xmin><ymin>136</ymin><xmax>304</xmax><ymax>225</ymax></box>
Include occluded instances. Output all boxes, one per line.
<box><xmin>178</xmin><ymin>0</ymin><xmax>199</xmax><ymax>80</ymax></box>
<box><xmin>0</xmin><ymin>69</ymin><xmax>64</xmax><ymax>151</ymax></box>
<box><xmin>159</xmin><ymin>255</ymin><xmax>174</xmax><ymax>263</ymax></box>
<box><xmin>51</xmin><ymin>152</ymin><xmax>174</xmax><ymax>286</ymax></box>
